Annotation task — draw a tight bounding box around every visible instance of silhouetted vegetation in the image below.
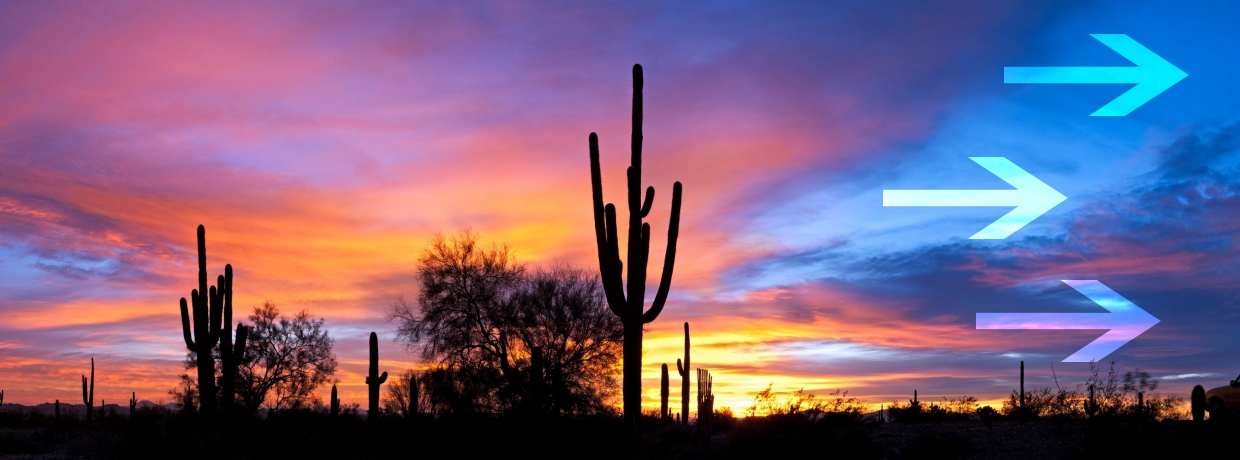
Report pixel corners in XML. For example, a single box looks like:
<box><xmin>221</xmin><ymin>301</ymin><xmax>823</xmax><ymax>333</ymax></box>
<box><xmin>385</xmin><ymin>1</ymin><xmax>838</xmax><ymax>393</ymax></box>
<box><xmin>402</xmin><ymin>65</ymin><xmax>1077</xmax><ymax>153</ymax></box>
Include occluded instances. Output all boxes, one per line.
<box><xmin>388</xmin><ymin>230</ymin><xmax>623</xmax><ymax>417</ymax></box>
<box><xmin>365</xmin><ymin>331</ymin><xmax>388</xmax><ymax>423</ymax></box>
<box><xmin>588</xmin><ymin>63</ymin><xmax>684</xmax><ymax>432</ymax></box>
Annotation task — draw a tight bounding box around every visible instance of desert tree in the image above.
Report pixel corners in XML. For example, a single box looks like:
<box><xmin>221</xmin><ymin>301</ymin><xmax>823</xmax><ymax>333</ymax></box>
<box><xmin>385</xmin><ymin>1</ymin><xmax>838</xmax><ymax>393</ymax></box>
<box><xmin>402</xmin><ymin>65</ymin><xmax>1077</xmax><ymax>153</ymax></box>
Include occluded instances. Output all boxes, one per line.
<box><xmin>235</xmin><ymin>302</ymin><xmax>338</xmax><ymax>413</ymax></box>
<box><xmin>388</xmin><ymin>230</ymin><xmax>623</xmax><ymax>415</ymax></box>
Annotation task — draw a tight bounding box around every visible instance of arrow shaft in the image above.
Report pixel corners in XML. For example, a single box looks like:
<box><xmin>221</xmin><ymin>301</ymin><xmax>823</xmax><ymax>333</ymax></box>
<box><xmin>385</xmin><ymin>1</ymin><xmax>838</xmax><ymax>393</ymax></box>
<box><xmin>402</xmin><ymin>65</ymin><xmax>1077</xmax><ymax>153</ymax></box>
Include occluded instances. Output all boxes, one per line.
<box><xmin>883</xmin><ymin>190</ymin><xmax>1028</xmax><ymax>207</ymax></box>
<box><xmin>976</xmin><ymin>312</ymin><xmax>1119</xmax><ymax>330</ymax></box>
<box><xmin>1004</xmin><ymin>66</ymin><xmax>1144</xmax><ymax>84</ymax></box>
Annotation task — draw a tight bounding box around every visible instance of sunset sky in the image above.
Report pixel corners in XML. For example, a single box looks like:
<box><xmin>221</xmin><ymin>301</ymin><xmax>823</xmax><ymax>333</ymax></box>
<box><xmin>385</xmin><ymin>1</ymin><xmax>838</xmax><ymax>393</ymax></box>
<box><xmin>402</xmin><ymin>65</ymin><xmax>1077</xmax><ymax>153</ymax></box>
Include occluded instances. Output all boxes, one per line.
<box><xmin>4</xmin><ymin>1</ymin><xmax>1240</xmax><ymax>415</ymax></box>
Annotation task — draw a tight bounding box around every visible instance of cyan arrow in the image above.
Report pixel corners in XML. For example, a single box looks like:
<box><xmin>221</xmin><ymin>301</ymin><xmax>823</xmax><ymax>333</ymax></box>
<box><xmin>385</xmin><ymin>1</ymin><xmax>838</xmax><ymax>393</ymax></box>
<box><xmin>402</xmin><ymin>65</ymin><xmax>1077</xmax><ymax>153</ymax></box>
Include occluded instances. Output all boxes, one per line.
<box><xmin>1004</xmin><ymin>34</ymin><xmax>1187</xmax><ymax>116</ymax></box>
<box><xmin>976</xmin><ymin>280</ymin><xmax>1159</xmax><ymax>363</ymax></box>
<box><xmin>882</xmin><ymin>157</ymin><xmax>1066</xmax><ymax>239</ymax></box>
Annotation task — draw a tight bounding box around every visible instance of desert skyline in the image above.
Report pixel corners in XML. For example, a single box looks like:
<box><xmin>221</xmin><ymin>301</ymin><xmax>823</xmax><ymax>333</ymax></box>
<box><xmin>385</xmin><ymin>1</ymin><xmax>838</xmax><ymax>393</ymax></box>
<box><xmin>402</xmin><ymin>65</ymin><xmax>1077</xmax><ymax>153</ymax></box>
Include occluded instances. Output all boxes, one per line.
<box><xmin>3</xmin><ymin>0</ymin><xmax>1239</xmax><ymax>418</ymax></box>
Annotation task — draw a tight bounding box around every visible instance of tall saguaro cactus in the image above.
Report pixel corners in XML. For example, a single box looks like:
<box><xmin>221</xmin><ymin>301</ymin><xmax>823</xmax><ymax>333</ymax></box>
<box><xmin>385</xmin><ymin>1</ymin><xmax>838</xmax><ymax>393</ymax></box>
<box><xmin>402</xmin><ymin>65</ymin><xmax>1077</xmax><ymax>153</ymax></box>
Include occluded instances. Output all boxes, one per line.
<box><xmin>82</xmin><ymin>358</ymin><xmax>94</xmax><ymax>422</ymax></box>
<box><xmin>179</xmin><ymin>225</ymin><xmax>226</xmax><ymax>422</ymax></box>
<box><xmin>365</xmin><ymin>332</ymin><xmax>388</xmax><ymax>423</ymax></box>
<box><xmin>676</xmin><ymin>322</ymin><xmax>691</xmax><ymax>426</ymax></box>
<box><xmin>589</xmin><ymin>63</ymin><xmax>684</xmax><ymax>430</ymax></box>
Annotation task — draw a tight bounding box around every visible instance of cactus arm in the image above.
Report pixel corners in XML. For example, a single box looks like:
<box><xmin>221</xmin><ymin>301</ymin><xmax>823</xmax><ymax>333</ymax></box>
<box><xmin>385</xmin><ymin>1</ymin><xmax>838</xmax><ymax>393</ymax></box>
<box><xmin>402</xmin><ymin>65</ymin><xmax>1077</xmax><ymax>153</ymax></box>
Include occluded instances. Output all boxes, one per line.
<box><xmin>640</xmin><ymin>186</ymin><xmax>655</xmax><ymax>218</ymax></box>
<box><xmin>209</xmin><ymin>282</ymin><xmax>223</xmax><ymax>343</ymax></box>
<box><xmin>90</xmin><ymin>358</ymin><xmax>94</xmax><ymax>404</ymax></box>
<box><xmin>601</xmin><ymin>203</ymin><xmax>626</xmax><ymax>316</ymax></box>
<box><xmin>676</xmin><ymin>358</ymin><xmax>684</xmax><ymax>376</ymax></box>
<box><xmin>642</xmin><ymin>182</ymin><xmax>681</xmax><ymax>324</ymax></box>
<box><xmin>590</xmin><ymin>133</ymin><xmax>626</xmax><ymax>316</ymax></box>
<box><xmin>378</xmin><ymin>371</ymin><xmax>388</xmax><ymax>384</ymax></box>
<box><xmin>233</xmin><ymin>324</ymin><xmax>248</xmax><ymax>362</ymax></box>
<box><xmin>82</xmin><ymin>376</ymin><xmax>87</xmax><ymax>404</ymax></box>
<box><xmin>180</xmin><ymin>298</ymin><xmax>195</xmax><ymax>349</ymax></box>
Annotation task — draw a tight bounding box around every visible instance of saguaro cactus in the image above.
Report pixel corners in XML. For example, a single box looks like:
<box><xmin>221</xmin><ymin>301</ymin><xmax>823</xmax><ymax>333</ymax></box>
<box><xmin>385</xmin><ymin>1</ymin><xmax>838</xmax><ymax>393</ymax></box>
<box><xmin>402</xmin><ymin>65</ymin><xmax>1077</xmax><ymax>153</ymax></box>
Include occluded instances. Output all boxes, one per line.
<box><xmin>1192</xmin><ymin>384</ymin><xmax>1206</xmax><ymax>422</ymax></box>
<box><xmin>1085</xmin><ymin>384</ymin><xmax>1099</xmax><ymax>418</ymax></box>
<box><xmin>1019</xmin><ymin>361</ymin><xmax>1025</xmax><ymax>409</ymax></box>
<box><xmin>330</xmin><ymin>384</ymin><xmax>340</xmax><ymax>418</ymax></box>
<box><xmin>697</xmin><ymin>368</ymin><xmax>714</xmax><ymax>448</ymax></box>
<box><xmin>0</xmin><ymin>390</ymin><xmax>4</xmax><ymax>409</ymax></box>
<box><xmin>129</xmin><ymin>392</ymin><xmax>137</xmax><ymax>416</ymax></box>
<box><xmin>589</xmin><ymin>63</ymin><xmax>684</xmax><ymax>430</ymax></box>
<box><xmin>218</xmin><ymin>264</ymin><xmax>249</xmax><ymax>418</ymax></box>
<box><xmin>365</xmin><ymin>332</ymin><xmax>388</xmax><ymax>423</ymax></box>
<box><xmin>676</xmin><ymin>322</ymin><xmax>691</xmax><ymax>425</ymax></box>
<box><xmin>660</xmin><ymin>364</ymin><xmax>670</xmax><ymax>421</ymax></box>
<box><xmin>82</xmin><ymin>358</ymin><xmax>95</xmax><ymax>422</ymax></box>
<box><xmin>179</xmin><ymin>225</ymin><xmax>226</xmax><ymax>421</ymax></box>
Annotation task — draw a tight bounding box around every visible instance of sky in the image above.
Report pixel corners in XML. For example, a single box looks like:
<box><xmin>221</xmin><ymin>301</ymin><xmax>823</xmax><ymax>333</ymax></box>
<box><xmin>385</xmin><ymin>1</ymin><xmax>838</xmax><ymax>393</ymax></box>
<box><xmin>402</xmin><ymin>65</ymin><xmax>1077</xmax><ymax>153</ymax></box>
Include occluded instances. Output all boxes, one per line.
<box><xmin>3</xmin><ymin>0</ymin><xmax>1240</xmax><ymax>415</ymax></box>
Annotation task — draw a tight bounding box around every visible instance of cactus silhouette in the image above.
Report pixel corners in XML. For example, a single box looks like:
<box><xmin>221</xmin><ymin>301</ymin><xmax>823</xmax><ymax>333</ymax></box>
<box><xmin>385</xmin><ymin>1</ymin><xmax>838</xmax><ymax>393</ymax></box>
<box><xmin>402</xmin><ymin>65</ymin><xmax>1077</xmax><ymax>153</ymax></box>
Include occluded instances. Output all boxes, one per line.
<box><xmin>54</xmin><ymin>399</ymin><xmax>59</xmax><ymax>427</ymax></box>
<box><xmin>676</xmin><ymin>322</ymin><xmax>691</xmax><ymax>425</ymax></box>
<box><xmin>365</xmin><ymin>332</ymin><xmax>388</xmax><ymax>423</ymax></box>
<box><xmin>129</xmin><ymin>392</ymin><xmax>137</xmax><ymax>416</ymax></box>
<box><xmin>81</xmin><ymin>358</ymin><xmax>94</xmax><ymax>422</ymax></box>
<box><xmin>330</xmin><ymin>384</ymin><xmax>340</xmax><ymax>418</ymax></box>
<box><xmin>1084</xmin><ymin>384</ymin><xmax>1099</xmax><ymax>418</ymax></box>
<box><xmin>588</xmin><ymin>63</ymin><xmax>684</xmax><ymax>430</ymax></box>
<box><xmin>1019</xmin><ymin>361</ymin><xmax>1025</xmax><ymax>409</ymax></box>
<box><xmin>696</xmin><ymin>368</ymin><xmax>714</xmax><ymax>448</ymax></box>
<box><xmin>660</xmin><ymin>363</ymin><xmax>670</xmax><ymax>421</ymax></box>
<box><xmin>218</xmin><ymin>264</ymin><xmax>249</xmax><ymax>419</ymax></box>
<box><xmin>0</xmin><ymin>389</ymin><xmax>3</xmax><ymax>409</ymax></box>
<box><xmin>178</xmin><ymin>225</ymin><xmax>228</xmax><ymax>422</ymax></box>
<box><xmin>1191</xmin><ymin>384</ymin><xmax>1206</xmax><ymax>422</ymax></box>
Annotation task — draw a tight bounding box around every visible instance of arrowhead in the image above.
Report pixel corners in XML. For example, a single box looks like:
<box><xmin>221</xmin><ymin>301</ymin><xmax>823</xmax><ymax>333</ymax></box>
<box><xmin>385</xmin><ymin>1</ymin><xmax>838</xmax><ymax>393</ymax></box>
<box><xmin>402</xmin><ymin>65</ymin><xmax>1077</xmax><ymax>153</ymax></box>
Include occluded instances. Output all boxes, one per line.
<box><xmin>1061</xmin><ymin>280</ymin><xmax>1159</xmax><ymax>362</ymax></box>
<box><xmin>1090</xmin><ymin>34</ymin><xmax>1187</xmax><ymax>116</ymax></box>
<box><xmin>968</xmin><ymin>157</ymin><xmax>1067</xmax><ymax>239</ymax></box>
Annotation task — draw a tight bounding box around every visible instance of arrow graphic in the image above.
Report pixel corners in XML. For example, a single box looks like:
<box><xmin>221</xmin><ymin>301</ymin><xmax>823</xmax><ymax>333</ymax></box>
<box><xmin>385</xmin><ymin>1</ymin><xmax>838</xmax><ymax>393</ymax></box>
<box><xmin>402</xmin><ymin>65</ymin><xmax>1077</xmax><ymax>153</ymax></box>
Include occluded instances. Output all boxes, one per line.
<box><xmin>882</xmin><ymin>157</ymin><xmax>1066</xmax><ymax>239</ymax></box>
<box><xmin>976</xmin><ymin>280</ymin><xmax>1159</xmax><ymax>363</ymax></box>
<box><xmin>1004</xmin><ymin>34</ymin><xmax>1187</xmax><ymax>116</ymax></box>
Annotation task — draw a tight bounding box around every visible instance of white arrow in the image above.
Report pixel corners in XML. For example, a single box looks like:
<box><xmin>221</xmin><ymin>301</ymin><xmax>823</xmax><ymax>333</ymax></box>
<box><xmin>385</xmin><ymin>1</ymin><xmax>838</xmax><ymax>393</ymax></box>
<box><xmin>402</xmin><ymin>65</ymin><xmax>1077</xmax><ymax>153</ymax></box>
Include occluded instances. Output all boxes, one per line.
<box><xmin>976</xmin><ymin>280</ymin><xmax>1159</xmax><ymax>363</ymax></box>
<box><xmin>883</xmin><ymin>157</ymin><xmax>1067</xmax><ymax>239</ymax></box>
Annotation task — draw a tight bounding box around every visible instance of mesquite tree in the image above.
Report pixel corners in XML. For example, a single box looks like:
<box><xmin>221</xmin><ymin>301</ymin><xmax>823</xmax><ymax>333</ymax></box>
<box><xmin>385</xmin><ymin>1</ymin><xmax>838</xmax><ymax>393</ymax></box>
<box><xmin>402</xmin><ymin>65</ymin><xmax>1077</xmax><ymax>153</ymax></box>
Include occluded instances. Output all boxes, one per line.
<box><xmin>588</xmin><ymin>63</ymin><xmax>683</xmax><ymax>430</ymax></box>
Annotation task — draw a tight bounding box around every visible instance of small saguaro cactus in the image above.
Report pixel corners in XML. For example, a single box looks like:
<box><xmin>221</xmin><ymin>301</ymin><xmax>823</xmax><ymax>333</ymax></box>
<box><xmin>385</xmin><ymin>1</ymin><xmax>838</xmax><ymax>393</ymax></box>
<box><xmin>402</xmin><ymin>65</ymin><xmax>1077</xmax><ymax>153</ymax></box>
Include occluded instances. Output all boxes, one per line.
<box><xmin>1019</xmin><ymin>361</ymin><xmax>1025</xmax><ymax>409</ymax></box>
<box><xmin>0</xmin><ymin>389</ymin><xmax>4</xmax><ymax>409</ymax></box>
<box><xmin>1084</xmin><ymin>384</ymin><xmax>1099</xmax><ymax>418</ymax></box>
<box><xmin>911</xmin><ymin>389</ymin><xmax>919</xmax><ymax>407</ymax></box>
<box><xmin>660</xmin><ymin>364</ymin><xmax>670</xmax><ymax>421</ymax></box>
<box><xmin>1137</xmin><ymin>392</ymin><xmax>1144</xmax><ymax>417</ymax></box>
<box><xmin>696</xmin><ymin>368</ymin><xmax>714</xmax><ymax>448</ymax></box>
<box><xmin>588</xmin><ymin>63</ymin><xmax>685</xmax><ymax>430</ymax></box>
<box><xmin>1192</xmin><ymin>384</ymin><xmax>1206</xmax><ymax>422</ymax></box>
<box><xmin>676</xmin><ymin>322</ymin><xmax>691</xmax><ymax>426</ymax></box>
<box><xmin>330</xmin><ymin>384</ymin><xmax>340</xmax><ymax>418</ymax></box>
<box><xmin>82</xmin><ymin>358</ymin><xmax>95</xmax><ymax>422</ymax></box>
<box><xmin>365</xmin><ymin>332</ymin><xmax>388</xmax><ymax>423</ymax></box>
<box><xmin>129</xmin><ymin>392</ymin><xmax>137</xmax><ymax>416</ymax></box>
<box><xmin>54</xmin><ymin>399</ymin><xmax>60</xmax><ymax>426</ymax></box>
